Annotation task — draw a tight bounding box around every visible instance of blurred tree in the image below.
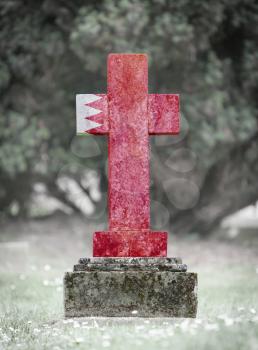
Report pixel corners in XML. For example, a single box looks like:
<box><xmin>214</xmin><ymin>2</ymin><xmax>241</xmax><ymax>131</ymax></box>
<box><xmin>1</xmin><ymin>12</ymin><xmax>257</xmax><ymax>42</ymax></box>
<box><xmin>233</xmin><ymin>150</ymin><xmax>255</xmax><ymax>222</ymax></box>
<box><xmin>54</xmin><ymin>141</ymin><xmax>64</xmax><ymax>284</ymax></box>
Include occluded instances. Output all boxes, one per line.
<box><xmin>0</xmin><ymin>0</ymin><xmax>258</xmax><ymax>234</ymax></box>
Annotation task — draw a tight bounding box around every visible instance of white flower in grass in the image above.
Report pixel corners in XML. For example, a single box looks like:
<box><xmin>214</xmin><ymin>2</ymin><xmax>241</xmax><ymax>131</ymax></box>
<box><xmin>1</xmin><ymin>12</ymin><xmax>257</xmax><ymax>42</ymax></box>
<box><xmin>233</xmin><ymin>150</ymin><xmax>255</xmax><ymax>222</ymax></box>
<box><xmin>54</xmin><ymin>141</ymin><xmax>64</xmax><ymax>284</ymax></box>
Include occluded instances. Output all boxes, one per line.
<box><xmin>218</xmin><ymin>314</ymin><xmax>234</xmax><ymax>326</ymax></box>
<box><xmin>250</xmin><ymin>308</ymin><xmax>256</xmax><ymax>314</ymax></box>
<box><xmin>194</xmin><ymin>318</ymin><xmax>202</xmax><ymax>324</ymax></box>
<box><xmin>102</xmin><ymin>340</ymin><xmax>111</xmax><ymax>347</ymax></box>
<box><xmin>218</xmin><ymin>314</ymin><xmax>226</xmax><ymax>319</ymax></box>
<box><xmin>103</xmin><ymin>334</ymin><xmax>111</xmax><ymax>340</ymax></box>
<box><xmin>204</xmin><ymin>323</ymin><xmax>219</xmax><ymax>331</ymax></box>
<box><xmin>131</xmin><ymin>310</ymin><xmax>138</xmax><ymax>315</ymax></box>
<box><xmin>135</xmin><ymin>325</ymin><xmax>145</xmax><ymax>331</ymax></box>
<box><xmin>189</xmin><ymin>328</ymin><xmax>197</xmax><ymax>335</ymax></box>
<box><xmin>237</xmin><ymin>306</ymin><xmax>245</xmax><ymax>312</ymax></box>
<box><xmin>148</xmin><ymin>328</ymin><xmax>164</xmax><ymax>336</ymax></box>
<box><xmin>168</xmin><ymin>329</ymin><xmax>174</xmax><ymax>336</ymax></box>
<box><xmin>180</xmin><ymin>319</ymin><xmax>189</xmax><ymax>331</ymax></box>
<box><xmin>75</xmin><ymin>337</ymin><xmax>84</xmax><ymax>344</ymax></box>
<box><xmin>93</xmin><ymin>319</ymin><xmax>99</xmax><ymax>328</ymax></box>
<box><xmin>27</xmin><ymin>321</ymin><xmax>32</xmax><ymax>324</ymax></box>
<box><xmin>64</xmin><ymin>319</ymin><xmax>73</xmax><ymax>324</ymax></box>
<box><xmin>44</xmin><ymin>264</ymin><xmax>51</xmax><ymax>271</ymax></box>
<box><xmin>224</xmin><ymin>318</ymin><xmax>234</xmax><ymax>326</ymax></box>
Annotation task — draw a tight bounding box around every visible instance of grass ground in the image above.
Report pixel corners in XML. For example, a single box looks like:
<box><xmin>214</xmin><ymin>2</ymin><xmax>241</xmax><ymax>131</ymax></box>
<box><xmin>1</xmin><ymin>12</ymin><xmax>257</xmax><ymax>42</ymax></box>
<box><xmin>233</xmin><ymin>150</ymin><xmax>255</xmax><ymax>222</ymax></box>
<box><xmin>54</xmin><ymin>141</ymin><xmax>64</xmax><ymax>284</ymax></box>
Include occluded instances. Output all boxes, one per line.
<box><xmin>0</xmin><ymin>215</ymin><xmax>258</xmax><ymax>350</ymax></box>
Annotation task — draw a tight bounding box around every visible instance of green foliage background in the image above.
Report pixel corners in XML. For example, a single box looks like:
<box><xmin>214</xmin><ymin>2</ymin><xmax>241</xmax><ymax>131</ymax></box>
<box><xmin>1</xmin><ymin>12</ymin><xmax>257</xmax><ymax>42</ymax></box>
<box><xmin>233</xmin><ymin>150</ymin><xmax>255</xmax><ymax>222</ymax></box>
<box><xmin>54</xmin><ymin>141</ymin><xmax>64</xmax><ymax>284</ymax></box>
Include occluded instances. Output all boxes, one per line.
<box><xmin>0</xmin><ymin>0</ymin><xmax>258</xmax><ymax>232</ymax></box>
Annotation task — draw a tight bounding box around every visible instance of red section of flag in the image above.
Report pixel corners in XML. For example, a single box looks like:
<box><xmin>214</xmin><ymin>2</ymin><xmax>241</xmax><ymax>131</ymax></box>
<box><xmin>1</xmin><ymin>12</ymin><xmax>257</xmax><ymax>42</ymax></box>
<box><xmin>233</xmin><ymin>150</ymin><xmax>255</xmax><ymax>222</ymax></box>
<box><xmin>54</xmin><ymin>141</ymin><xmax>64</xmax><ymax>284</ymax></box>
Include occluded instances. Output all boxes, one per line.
<box><xmin>85</xmin><ymin>94</ymin><xmax>109</xmax><ymax>135</ymax></box>
<box><xmin>148</xmin><ymin>94</ymin><xmax>180</xmax><ymax>135</ymax></box>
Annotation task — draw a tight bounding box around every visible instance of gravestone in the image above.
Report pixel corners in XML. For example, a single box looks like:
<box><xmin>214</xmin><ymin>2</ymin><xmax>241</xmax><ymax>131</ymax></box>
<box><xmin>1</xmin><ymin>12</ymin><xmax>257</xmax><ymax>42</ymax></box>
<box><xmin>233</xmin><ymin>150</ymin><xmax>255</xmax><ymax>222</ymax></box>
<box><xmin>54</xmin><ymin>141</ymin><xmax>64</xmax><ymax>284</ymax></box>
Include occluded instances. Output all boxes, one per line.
<box><xmin>64</xmin><ymin>54</ymin><xmax>197</xmax><ymax>317</ymax></box>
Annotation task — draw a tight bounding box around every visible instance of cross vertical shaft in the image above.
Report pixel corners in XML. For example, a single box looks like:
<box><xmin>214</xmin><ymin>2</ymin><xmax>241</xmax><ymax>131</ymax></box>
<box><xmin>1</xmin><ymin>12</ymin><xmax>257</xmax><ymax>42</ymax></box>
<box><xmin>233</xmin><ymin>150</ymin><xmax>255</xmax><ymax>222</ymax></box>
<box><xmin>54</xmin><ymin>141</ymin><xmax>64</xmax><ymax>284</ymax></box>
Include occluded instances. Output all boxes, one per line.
<box><xmin>108</xmin><ymin>54</ymin><xmax>150</xmax><ymax>231</ymax></box>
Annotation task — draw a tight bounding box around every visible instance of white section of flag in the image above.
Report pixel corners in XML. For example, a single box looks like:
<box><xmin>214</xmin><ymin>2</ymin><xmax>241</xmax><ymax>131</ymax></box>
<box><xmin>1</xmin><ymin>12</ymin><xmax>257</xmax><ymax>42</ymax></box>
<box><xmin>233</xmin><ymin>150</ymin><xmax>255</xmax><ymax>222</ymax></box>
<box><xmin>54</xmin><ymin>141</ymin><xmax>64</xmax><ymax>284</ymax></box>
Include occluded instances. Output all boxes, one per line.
<box><xmin>76</xmin><ymin>94</ymin><xmax>102</xmax><ymax>133</ymax></box>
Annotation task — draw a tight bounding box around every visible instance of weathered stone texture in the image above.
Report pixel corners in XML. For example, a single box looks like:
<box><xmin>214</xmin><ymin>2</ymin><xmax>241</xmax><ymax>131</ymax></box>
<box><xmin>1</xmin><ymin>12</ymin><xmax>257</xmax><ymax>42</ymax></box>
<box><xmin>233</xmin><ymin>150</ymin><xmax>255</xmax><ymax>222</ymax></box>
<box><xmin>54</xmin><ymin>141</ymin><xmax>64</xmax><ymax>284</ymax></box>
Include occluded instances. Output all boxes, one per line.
<box><xmin>75</xmin><ymin>257</ymin><xmax>186</xmax><ymax>272</ymax></box>
<box><xmin>79</xmin><ymin>257</ymin><xmax>183</xmax><ymax>265</ymax></box>
<box><xmin>64</xmin><ymin>258</ymin><xmax>197</xmax><ymax>318</ymax></box>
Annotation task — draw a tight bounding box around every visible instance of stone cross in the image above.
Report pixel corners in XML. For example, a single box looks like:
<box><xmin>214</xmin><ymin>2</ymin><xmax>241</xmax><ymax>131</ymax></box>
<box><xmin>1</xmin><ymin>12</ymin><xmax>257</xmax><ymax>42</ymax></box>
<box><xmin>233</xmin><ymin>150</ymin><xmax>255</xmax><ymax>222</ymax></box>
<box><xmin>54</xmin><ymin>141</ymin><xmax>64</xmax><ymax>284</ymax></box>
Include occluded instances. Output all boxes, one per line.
<box><xmin>76</xmin><ymin>54</ymin><xmax>179</xmax><ymax>257</ymax></box>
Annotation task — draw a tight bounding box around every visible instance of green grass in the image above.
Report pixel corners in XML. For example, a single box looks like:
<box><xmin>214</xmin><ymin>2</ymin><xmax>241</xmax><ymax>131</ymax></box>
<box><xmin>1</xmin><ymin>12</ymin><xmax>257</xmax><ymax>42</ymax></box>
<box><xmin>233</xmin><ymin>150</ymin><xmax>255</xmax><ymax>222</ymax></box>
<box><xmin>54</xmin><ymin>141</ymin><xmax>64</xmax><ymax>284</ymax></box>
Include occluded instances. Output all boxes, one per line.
<box><xmin>1</xmin><ymin>264</ymin><xmax>258</xmax><ymax>350</ymax></box>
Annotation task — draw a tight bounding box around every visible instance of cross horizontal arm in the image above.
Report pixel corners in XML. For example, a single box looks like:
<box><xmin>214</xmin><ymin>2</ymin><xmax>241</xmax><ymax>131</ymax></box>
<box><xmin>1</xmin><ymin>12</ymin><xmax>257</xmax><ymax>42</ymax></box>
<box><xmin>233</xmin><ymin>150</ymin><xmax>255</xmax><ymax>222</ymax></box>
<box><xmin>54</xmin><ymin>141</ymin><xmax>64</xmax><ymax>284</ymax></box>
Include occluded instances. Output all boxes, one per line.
<box><xmin>76</xmin><ymin>94</ymin><xmax>109</xmax><ymax>135</ymax></box>
<box><xmin>148</xmin><ymin>94</ymin><xmax>180</xmax><ymax>135</ymax></box>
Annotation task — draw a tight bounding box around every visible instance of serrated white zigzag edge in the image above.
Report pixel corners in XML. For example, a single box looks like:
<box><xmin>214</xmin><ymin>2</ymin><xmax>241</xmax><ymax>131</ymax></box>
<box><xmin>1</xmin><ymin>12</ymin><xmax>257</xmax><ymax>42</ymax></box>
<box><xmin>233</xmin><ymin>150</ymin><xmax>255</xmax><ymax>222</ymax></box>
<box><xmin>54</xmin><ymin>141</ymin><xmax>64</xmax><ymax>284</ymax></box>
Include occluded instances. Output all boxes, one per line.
<box><xmin>76</xmin><ymin>94</ymin><xmax>102</xmax><ymax>133</ymax></box>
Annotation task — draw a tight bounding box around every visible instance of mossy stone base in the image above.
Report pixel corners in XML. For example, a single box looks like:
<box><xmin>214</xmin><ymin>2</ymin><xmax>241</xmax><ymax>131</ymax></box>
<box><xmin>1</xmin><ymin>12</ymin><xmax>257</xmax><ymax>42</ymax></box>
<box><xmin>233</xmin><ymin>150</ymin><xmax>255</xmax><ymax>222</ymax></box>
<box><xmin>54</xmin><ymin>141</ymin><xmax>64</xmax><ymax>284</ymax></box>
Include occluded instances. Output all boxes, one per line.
<box><xmin>64</xmin><ymin>258</ymin><xmax>198</xmax><ymax>318</ymax></box>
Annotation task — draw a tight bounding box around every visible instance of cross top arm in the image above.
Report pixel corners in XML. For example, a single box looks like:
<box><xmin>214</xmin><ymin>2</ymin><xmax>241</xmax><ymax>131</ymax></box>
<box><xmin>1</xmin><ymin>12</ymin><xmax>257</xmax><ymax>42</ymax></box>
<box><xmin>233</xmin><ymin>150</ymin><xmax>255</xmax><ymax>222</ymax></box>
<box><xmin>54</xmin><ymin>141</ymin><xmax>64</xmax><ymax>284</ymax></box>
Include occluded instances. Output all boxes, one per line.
<box><xmin>76</xmin><ymin>93</ymin><xmax>180</xmax><ymax>136</ymax></box>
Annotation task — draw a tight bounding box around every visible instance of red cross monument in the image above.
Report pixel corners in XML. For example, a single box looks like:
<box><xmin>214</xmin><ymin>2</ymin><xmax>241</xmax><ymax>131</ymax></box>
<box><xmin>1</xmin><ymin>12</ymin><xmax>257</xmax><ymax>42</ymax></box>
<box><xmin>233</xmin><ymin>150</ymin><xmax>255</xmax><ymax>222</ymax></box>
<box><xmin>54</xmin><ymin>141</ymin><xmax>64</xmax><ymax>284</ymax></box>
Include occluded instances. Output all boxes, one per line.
<box><xmin>76</xmin><ymin>54</ymin><xmax>179</xmax><ymax>257</ymax></box>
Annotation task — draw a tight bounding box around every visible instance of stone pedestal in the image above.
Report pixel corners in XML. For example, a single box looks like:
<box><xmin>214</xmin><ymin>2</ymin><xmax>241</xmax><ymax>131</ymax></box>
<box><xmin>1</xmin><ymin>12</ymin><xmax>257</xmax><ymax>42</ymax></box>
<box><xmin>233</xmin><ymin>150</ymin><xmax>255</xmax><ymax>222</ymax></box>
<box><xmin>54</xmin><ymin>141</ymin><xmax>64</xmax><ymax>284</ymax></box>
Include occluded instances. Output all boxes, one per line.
<box><xmin>64</xmin><ymin>258</ymin><xmax>198</xmax><ymax>318</ymax></box>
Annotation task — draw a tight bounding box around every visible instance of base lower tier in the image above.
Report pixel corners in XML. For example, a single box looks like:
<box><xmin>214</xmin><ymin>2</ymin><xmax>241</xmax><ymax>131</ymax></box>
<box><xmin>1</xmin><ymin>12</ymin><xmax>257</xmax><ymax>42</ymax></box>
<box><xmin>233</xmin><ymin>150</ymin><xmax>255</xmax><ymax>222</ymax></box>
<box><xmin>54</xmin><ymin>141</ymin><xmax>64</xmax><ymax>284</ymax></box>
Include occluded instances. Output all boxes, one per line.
<box><xmin>64</xmin><ymin>257</ymin><xmax>198</xmax><ymax>318</ymax></box>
